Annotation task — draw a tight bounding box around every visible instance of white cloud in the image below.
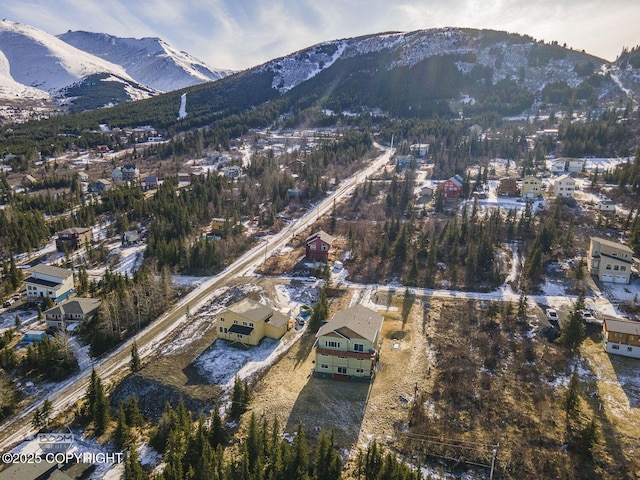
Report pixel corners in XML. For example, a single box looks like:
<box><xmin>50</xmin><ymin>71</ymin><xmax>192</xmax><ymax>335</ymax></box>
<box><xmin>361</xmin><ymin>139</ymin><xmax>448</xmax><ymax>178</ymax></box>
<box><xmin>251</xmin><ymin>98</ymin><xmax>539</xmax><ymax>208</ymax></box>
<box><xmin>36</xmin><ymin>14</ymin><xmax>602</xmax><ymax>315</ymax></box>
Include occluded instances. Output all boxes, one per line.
<box><xmin>1</xmin><ymin>0</ymin><xmax>638</xmax><ymax>69</ymax></box>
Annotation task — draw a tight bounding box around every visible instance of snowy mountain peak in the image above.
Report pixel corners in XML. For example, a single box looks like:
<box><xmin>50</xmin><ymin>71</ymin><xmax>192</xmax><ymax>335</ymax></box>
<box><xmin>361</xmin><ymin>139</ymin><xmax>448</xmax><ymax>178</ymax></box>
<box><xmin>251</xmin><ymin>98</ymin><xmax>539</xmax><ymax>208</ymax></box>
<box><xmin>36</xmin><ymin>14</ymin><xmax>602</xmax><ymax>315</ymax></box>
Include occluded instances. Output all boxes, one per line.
<box><xmin>0</xmin><ymin>20</ymin><xmax>135</xmax><ymax>93</ymax></box>
<box><xmin>58</xmin><ymin>30</ymin><xmax>235</xmax><ymax>92</ymax></box>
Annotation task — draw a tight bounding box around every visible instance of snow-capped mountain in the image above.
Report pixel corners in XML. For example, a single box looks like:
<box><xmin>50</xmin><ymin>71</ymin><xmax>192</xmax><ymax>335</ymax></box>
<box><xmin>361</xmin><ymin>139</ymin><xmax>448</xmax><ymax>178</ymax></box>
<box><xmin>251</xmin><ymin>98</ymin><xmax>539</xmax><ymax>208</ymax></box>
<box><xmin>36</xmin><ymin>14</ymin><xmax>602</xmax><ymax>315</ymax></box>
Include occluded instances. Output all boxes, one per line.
<box><xmin>0</xmin><ymin>20</ymin><xmax>155</xmax><ymax>108</ymax></box>
<box><xmin>57</xmin><ymin>31</ymin><xmax>234</xmax><ymax>92</ymax></box>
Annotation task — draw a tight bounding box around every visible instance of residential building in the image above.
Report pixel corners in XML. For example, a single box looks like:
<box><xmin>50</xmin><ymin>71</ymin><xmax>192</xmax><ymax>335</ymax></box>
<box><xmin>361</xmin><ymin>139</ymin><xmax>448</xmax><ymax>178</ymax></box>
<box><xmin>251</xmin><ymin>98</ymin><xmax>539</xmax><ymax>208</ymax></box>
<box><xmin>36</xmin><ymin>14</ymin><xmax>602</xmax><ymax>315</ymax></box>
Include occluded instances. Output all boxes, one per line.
<box><xmin>603</xmin><ymin>317</ymin><xmax>640</xmax><ymax>359</ymax></box>
<box><xmin>587</xmin><ymin>237</ymin><xmax>634</xmax><ymax>284</ymax></box>
<box><xmin>521</xmin><ymin>175</ymin><xmax>542</xmax><ymax>199</ymax></box>
<box><xmin>122</xmin><ymin>230</ymin><xmax>141</xmax><ymax>246</ymax></box>
<box><xmin>222</xmin><ymin>165</ymin><xmax>242</xmax><ymax>179</ymax></box>
<box><xmin>497</xmin><ymin>177</ymin><xmax>519</xmax><ymax>196</ymax></box>
<box><xmin>439</xmin><ymin>174</ymin><xmax>464</xmax><ymax>198</ymax></box>
<box><xmin>550</xmin><ymin>157</ymin><xmax>584</xmax><ymax>174</ymax></box>
<box><xmin>216</xmin><ymin>298</ymin><xmax>290</xmax><ymax>346</ymax></box>
<box><xmin>314</xmin><ymin>304</ymin><xmax>384</xmax><ymax>381</ymax></box>
<box><xmin>111</xmin><ymin>167</ymin><xmax>124</xmax><ymax>182</ymax></box>
<box><xmin>305</xmin><ymin>230</ymin><xmax>335</xmax><ymax>262</ymax></box>
<box><xmin>89</xmin><ymin>179</ymin><xmax>112</xmax><ymax>195</ymax></box>
<box><xmin>395</xmin><ymin>155</ymin><xmax>415</xmax><ymax>169</ymax></box>
<box><xmin>122</xmin><ymin>164</ymin><xmax>140</xmax><ymax>181</ymax></box>
<box><xmin>25</xmin><ymin>265</ymin><xmax>74</xmax><ymax>304</ymax></box>
<box><xmin>409</xmin><ymin>143</ymin><xmax>429</xmax><ymax>157</ymax></box>
<box><xmin>598</xmin><ymin>199</ymin><xmax>616</xmax><ymax>213</ymax></box>
<box><xmin>553</xmin><ymin>174</ymin><xmax>576</xmax><ymax>198</ymax></box>
<box><xmin>143</xmin><ymin>175</ymin><xmax>159</xmax><ymax>190</ymax></box>
<box><xmin>45</xmin><ymin>298</ymin><xmax>100</xmax><ymax>331</ymax></box>
<box><xmin>55</xmin><ymin>227</ymin><xmax>92</xmax><ymax>252</ymax></box>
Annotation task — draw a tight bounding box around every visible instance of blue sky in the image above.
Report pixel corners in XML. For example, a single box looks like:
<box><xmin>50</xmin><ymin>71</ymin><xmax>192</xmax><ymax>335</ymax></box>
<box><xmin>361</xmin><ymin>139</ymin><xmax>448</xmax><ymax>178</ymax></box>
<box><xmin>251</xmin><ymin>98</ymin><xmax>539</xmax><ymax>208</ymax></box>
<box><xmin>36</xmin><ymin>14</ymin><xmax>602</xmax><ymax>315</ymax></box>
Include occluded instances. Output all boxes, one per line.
<box><xmin>2</xmin><ymin>0</ymin><xmax>639</xmax><ymax>70</ymax></box>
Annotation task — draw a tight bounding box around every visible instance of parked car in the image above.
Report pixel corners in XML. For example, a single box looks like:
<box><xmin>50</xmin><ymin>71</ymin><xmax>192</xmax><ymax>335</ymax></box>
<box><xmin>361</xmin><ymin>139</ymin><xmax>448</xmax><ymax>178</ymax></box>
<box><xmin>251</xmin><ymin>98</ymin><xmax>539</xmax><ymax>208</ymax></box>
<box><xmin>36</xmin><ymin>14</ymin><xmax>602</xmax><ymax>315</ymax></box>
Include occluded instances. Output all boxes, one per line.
<box><xmin>581</xmin><ymin>310</ymin><xmax>596</xmax><ymax>322</ymax></box>
<box><xmin>3</xmin><ymin>299</ymin><xmax>13</xmax><ymax>308</ymax></box>
<box><xmin>546</xmin><ymin>308</ymin><xmax>558</xmax><ymax>321</ymax></box>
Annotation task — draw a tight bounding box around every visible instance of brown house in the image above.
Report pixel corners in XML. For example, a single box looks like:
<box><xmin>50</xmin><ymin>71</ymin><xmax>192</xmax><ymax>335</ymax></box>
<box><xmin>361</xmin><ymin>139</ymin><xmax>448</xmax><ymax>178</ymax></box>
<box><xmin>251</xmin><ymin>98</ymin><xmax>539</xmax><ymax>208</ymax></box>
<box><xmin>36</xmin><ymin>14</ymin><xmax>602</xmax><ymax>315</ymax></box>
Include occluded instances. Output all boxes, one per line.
<box><xmin>603</xmin><ymin>317</ymin><xmax>640</xmax><ymax>358</ymax></box>
<box><xmin>55</xmin><ymin>227</ymin><xmax>92</xmax><ymax>252</ymax></box>
<box><xmin>497</xmin><ymin>177</ymin><xmax>519</xmax><ymax>196</ymax></box>
<box><xmin>305</xmin><ymin>230</ymin><xmax>335</xmax><ymax>262</ymax></box>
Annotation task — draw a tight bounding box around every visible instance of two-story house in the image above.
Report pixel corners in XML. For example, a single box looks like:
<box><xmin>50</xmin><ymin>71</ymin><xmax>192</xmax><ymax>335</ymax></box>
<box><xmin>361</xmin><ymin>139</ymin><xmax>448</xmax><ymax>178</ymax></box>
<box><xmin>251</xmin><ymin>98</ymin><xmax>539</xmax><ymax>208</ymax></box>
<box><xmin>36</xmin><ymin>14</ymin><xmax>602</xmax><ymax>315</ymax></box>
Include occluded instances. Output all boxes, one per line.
<box><xmin>216</xmin><ymin>298</ymin><xmax>290</xmax><ymax>346</ymax></box>
<box><xmin>305</xmin><ymin>230</ymin><xmax>335</xmax><ymax>262</ymax></box>
<box><xmin>45</xmin><ymin>298</ymin><xmax>100</xmax><ymax>331</ymax></box>
<box><xmin>521</xmin><ymin>175</ymin><xmax>542</xmax><ymax>199</ymax></box>
<box><xmin>438</xmin><ymin>174</ymin><xmax>463</xmax><ymax>198</ymax></box>
<box><xmin>25</xmin><ymin>265</ymin><xmax>74</xmax><ymax>304</ymax></box>
<box><xmin>314</xmin><ymin>304</ymin><xmax>384</xmax><ymax>382</ymax></box>
<box><xmin>587</xmin><ymin>237</ymin><xmax>634</xmax><ymax>284</ymax></box>
<box><xmin>55</xmin><ymin>227</ymin><xmax>92</xmax><ymax>252</ymax></box>
<box><xmin>553</xmin><ymin>174</ymin><xmax>576</xmax><ymax>198</ymax></box>
<box><xmin>603</xmin><ymin>317</ymin><xmax>640</xmax><ymax>359</ymax></box>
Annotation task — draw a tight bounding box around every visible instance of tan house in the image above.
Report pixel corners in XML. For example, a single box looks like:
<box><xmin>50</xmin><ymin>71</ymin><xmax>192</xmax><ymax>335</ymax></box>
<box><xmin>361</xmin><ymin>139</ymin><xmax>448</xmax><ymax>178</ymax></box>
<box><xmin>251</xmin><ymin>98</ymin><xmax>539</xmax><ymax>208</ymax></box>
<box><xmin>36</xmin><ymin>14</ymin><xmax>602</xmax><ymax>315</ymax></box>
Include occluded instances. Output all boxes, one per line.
<box><xmin>603</xmin><ymin>317</ymin><xmax>640</xmax><ymax>359</ymax></box>
<box><xmin>521</xmin><ymin>175</ymin><xmax>542</xmax><ymax>199</ymax></box>
<box><xmin>216</xmin><ymin>298</ymin><xmax>290</xmax><ymax>346</ymax></box>
<box><xmin>314</xmin><ymin>304</ymin><xmax>384</xmax><ymax>382</ymax></box>
<box><xmin>553</xmin><ymin>174</ymin><xmax>576</xmax><ymax>198</ymax></box>
<box><xmin>45</xmin><ymin>298</ymin><xmax>100</xmax><ymax>331</ymax></box>
<box><xmin>587</xmin><ymin>237</ymin><xmax>634</xmax><ymax>284</ymax></box>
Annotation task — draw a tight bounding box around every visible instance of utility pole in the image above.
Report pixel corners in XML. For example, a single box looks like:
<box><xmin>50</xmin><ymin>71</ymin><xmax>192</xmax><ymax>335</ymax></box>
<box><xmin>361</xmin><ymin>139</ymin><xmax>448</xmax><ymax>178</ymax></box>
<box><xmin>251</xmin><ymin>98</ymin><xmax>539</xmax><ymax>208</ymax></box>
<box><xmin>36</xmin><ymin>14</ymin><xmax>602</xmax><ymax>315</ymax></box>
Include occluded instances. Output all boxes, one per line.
<box><xmin>489</xmin><ymin>442</ymin><xmax>499</xmax><ymax>480</ymax></box>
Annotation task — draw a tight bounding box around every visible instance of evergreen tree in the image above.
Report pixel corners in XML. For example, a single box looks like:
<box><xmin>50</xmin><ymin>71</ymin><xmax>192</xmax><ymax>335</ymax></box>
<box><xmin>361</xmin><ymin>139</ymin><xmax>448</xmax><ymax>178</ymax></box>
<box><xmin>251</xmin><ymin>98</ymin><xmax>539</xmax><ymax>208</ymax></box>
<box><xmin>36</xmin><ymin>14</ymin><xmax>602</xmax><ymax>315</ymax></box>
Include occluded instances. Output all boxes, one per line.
<box><xmin>130</xmin><ymin>341</ymin><xmax>142</xmax><ymax>372</ymax></box>
<box><xmin>124</xmin><ymin>445</ymin><xmax>148</xmax><ymax>480</ymax></box>
<box><xmin>115</xmin><ymin>402</ymin><xmax>132</xmax><ymax>449</ymax></box>
<box><xmin>564</xmin><ymin>368</ymin><xmax>581</xmax><ymax>420</ymax></box>
<box><xmin>558</xmin><ymin>293</ymin><xmax>587</xmax><ymax>352</ymax></box>
<box><xmin>85</xmin><ymin>368</ymin><xmax>110</xmax><ymax>435</ymax></box>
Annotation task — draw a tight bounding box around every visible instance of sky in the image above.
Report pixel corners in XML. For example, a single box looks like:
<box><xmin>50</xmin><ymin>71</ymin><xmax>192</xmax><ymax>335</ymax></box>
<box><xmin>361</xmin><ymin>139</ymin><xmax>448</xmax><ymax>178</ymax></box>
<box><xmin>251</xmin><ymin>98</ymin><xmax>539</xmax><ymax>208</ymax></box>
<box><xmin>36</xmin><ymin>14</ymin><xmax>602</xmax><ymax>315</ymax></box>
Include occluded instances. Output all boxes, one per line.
<box><xmin>2</xmin><ymin>0</ymin><xmax>639</xmax><ymax>71</ymax></box>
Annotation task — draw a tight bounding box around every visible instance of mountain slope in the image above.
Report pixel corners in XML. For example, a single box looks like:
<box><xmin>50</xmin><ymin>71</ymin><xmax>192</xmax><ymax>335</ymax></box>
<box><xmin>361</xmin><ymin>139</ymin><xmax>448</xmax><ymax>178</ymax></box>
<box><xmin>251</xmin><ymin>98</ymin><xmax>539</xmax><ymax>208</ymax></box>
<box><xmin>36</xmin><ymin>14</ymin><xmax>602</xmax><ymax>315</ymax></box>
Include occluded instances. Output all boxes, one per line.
<box><xmin>58</xmin><ymin>31</ymin><xmax>234</xmax><ymax>92</ymax></box>
<box><xmin>0</xmin><ymin>19</ymin><xmax>155</xmax><ymax>111</ymax></box>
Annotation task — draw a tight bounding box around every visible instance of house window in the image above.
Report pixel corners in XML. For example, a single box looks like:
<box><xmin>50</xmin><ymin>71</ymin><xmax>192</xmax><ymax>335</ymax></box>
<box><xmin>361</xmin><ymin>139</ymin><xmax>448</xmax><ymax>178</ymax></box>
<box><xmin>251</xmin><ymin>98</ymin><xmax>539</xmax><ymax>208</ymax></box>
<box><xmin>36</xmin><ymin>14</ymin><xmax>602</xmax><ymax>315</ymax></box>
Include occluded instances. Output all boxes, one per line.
<box><xmin>612</xmin><ymin>344</ymin><xmax>620</xmax><ymax>350</ymax></box>
<box><xmin>321</xmin><ymin>244</ymin><xmax>328</xmax><ymax>251</ymax></box>
<box><xmin>219</xmin><ymin>327</ymin><xmax>224</xmax><ymax>333</ymax></box>
<box><xmin>249</xmin><ymin>323</ymin><xmax>254</xmax><ymax>327</ymax></box>
<box><xmin>353</xmin><ymin>343</ymin><xmax>364</xmax><ymax>352</ymax></box>
<box><xmin>356</xmin><ymin>368</ymin><xmax>364</xmax><ymax>374</ymax></box>
<box><xmin>325</xmin><ymin>341</ymin><xmax>341</xmax><ymax>348</ymax></box>
<box><xmin>621</xmin><ymin>266</ymin><xmax>627</xmax><ymax>271</ymax></box>
<box><xmin>320</xmin><ymin>364</ymin><xmax>329</xmax><ymax>369</ymax></box>
<box><xmin>237</xmin><ymin>334</ymin><xmax>243</xmax><ymax>339</ymax></box>
<box><xmin>614</xmin><ymin>265</ymin><xmax>620</xmax><ymax>271</ymax></box>
<box><xmin>606</xmin><ymin>265</ymin><xmax>612</xmax><ymax>270</ymax></box>
<box><xmin>337</xmin><ymin>367</ymin><xmax>347</xmax><ymax>374</ymax></box>
<box><xmin>243</xmin><ymin>321</ymin><xmax>248</xmax><ymax>326</ymax></box>
<box><xmin>223</xmin><ymin>328</ymin><xmax>228</xmax><ymax>333</ymax></box>
<box><xmin>310</xmin><ymin>243</ymin><xmax>317</xmax><ymax>250</ymax></box>
<box><xmin>220</xmin><ymin>317</ymin><xmax>225</xmax><ymax>322</ymax></box>
<box><xmin>233</xmin><ymin>320</ymin><xmax>238</xmax><ymax>324</ymax></box>
<box><xmin>628</xmin><ymin>347</ymin><xmax>633</xmax><ymax>352</ymax></box>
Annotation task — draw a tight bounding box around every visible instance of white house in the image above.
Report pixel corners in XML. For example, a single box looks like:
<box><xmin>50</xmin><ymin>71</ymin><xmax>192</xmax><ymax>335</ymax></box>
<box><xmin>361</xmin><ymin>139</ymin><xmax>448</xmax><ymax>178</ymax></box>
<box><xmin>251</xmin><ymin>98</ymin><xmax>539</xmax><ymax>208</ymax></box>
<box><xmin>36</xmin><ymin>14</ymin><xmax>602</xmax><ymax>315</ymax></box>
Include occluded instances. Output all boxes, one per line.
<box><xmin>553</xmin><ymin>174</ymin><xmax>576</xmax><ymax>198</ymax></box>
<box><xmin>25</xmin><ymin>265</ymin><xmax>74</xmax><ymax>304</ymax></box>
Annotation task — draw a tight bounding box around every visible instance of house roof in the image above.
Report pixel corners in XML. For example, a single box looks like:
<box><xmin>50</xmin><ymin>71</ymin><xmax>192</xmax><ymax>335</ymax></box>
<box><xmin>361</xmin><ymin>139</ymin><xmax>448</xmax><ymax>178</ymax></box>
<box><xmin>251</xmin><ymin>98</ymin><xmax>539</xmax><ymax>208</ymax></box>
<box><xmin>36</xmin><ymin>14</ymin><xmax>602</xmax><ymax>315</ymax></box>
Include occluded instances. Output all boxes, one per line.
<box><xmin>555</xmin><ymin>174</ymin><xmax>575</xmax><ymax>183</ymax></box>
<box><xmin>306</xmin><ymin>230</ymin><xmax>335</xmax><ymax>246</ymax></box>
<box><xmin>316</xmin><ymin>304</ymin><xmax>384</xmax><ymax>343</ymax></box>
<box><xmin>45</xmin><ymin>298</ymin><xmax>100</xmax><ymax>317</ymax></box>
<box><xmin>58</xmin><ymin>227</ymin><xmax>91</xmax><ymax>236</ymax></box>
<box><xmin>591</xmin><ymin>236</ymin><xmax>634</xmax><ymax>254</ymax></box>
<box><xmin>29</xmin><ymin>264</ymin><xmax>73</xmax><ymax>280</ymax></box>
<box><xmin>227</xmin><ymin>298</ymin><xmax>278</xmax><ymax>323</ymax></box>
<box><xmin>604</xmin><ymin>317</ymin><xmax>640</xmax><ymax>336</ymax></box>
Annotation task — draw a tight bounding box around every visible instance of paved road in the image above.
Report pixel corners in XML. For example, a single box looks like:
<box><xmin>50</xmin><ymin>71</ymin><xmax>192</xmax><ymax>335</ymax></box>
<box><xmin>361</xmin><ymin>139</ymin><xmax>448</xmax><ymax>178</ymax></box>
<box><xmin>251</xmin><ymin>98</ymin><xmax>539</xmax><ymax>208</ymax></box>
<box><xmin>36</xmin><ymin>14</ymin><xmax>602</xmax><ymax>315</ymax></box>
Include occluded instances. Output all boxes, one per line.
<box><xmin>0</xmin><ymin>146</ymin><xmax>394</xmax><ymax>453</ymax></box>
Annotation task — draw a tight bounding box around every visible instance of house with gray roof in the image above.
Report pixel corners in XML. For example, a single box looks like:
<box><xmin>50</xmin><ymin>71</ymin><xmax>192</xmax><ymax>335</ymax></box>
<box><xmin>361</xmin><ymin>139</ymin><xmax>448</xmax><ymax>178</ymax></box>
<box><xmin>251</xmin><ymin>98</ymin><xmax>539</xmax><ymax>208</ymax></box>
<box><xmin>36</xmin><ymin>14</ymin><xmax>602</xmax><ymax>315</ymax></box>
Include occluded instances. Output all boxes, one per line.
<box><xmin>45</xmin><ymin>298</ymin><xmax>101</xmax><ymax>331</ymax></box>
<box><xmin>314</xmin><ymin>304</ymin><xmax>384</xmax><ymax>381</ymax></box>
